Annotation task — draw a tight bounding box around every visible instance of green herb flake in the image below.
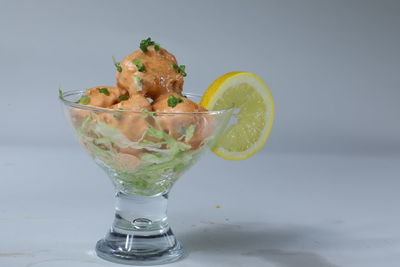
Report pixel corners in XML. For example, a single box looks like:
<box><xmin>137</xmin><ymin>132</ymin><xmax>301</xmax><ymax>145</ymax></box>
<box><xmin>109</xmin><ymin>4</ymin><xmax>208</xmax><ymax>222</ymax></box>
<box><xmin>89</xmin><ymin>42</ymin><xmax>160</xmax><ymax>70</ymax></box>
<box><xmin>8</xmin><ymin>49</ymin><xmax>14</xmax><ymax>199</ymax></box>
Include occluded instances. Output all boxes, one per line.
<box><xmin>172</xmin><ymin>63</ymin><xmax>187</xmax><ymax>77</ymax></box>
<box><xmin>140</xmin><ymin>37</ymin><xmax>156</xmax><ymax>52</ymax></box>
<box><xmin>118</xmin><ymin>95</ymin><xmax>129</xmax><ymax>101</ymax></box>
<box><xmin>167</xmin><ymin>95</ymin><xmax>184</xmax><ymax>108</ymax></box>
<box><xmin>79</xmin><ymin>95</ymin><xmax>90</xmax><ymax>105</ymax></box>
<box><xmin>133</xmin><ymin>59</ymin><xmax>146</xmax><ymax>72</ymax></box>
<box><xmin>58</xmin><ymin>88</ymin><xmax>63</xmax><ymax>98</ymax></box>
<box><xmin>112</xmin><ymin>56</ymin><xmax>123</xmax><ymax>72</ymax></box>
<box><xmin>154</xmin><ymin>43</ymin><xmax>160</xmax><ymax>51</ymax></box>
<box><xmin>113</xmin><ymin>113</ymin><xmax>122</xmax><ymax>119</ymax></box>
<box><xmin>98</xmin><ymin>87</ymin><xmax>110</xmax><ymax>96</ymax></box>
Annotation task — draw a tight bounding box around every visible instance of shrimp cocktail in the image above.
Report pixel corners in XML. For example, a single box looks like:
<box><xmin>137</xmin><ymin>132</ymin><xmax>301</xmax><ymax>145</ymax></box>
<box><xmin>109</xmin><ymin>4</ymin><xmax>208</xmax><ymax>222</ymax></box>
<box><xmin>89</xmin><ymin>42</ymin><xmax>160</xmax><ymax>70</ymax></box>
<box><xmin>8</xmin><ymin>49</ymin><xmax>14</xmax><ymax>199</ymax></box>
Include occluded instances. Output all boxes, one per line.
<box><xmin>60</xmin><ymin>37</ymin><xmax>274</xmax><ymax>265</ymax></box>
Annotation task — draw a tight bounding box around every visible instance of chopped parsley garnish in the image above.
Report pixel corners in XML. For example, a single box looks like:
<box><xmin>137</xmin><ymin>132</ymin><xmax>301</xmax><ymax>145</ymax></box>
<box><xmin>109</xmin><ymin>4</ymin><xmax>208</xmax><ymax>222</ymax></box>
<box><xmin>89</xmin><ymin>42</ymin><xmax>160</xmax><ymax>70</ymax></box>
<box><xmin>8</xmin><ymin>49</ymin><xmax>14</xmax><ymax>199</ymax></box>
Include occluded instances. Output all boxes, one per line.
<box><xmin>140</xmin><ymin>37</ymin><xmax>160</xmax><ymax>52</ymax></box>
<box><xmin>112</xmin><ymin>56</ymin><xmax>122</xmax><ymax>72</ymax></box>
<box><xmin>79</xmin><ymin>95</ymin><xmax>90</xmax><ymax>105</ymax></box>
<box><xmin>58</xmin><ymin>88</ymin><xmax>63</xmax><ymax>98</ymax></box>
<box><xmin>133</xmin><ymin>59</ymin><xmax>146</xmax><ymax>72</ymax></box>
<box><xmin>172</xmin><ymin>63</ymin><xmax>187</xmax><ymax>77</ymax></box>
<box><xmin>113</xmin><ymin>109</ymin><xmax>123</xmax><ymax>119</ymax></box>
<box><xmin>98</xmin><ymin>87</ymin><xmax>110</xmax><ymax>96</ymax></box>
<box><xmin>118</xmin><ymin>95</ymin><xmax>129</xmax><ymax>101</ymax></box>
<box><xmin>167</xmin><ymin>95</ymin><xmax>184</xmax><ymax>108</ymax></box>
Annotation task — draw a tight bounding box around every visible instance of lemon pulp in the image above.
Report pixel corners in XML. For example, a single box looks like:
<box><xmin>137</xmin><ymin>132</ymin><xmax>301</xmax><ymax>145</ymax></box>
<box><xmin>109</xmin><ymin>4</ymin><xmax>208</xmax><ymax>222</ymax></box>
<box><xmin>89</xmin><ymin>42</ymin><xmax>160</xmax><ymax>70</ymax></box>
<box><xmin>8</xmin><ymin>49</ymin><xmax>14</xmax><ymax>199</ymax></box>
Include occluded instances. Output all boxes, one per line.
<box><xmin>200</xmin><ymin>72</ymin><xmax>274</xmax><ymax>160</ymax></box>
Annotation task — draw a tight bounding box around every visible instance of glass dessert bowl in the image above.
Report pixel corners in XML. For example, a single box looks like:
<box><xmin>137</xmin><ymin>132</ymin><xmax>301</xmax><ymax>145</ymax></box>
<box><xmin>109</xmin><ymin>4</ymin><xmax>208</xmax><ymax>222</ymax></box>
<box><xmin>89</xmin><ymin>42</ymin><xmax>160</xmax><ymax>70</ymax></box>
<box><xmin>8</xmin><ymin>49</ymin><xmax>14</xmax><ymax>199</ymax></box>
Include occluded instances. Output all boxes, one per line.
<box><xmin>60</xmin><ymin>90</ymin><xmax>233</xmax><ymax>265</ymax></box>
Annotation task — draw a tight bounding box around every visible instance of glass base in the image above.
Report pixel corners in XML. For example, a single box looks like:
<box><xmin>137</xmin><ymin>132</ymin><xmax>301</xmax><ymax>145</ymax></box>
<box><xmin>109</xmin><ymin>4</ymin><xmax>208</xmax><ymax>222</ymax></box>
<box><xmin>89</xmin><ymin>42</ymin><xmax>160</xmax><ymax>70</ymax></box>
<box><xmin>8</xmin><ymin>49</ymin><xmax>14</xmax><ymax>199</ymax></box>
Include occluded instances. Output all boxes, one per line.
<box><xmin>95</xmin><ymin>192</ymin><xmax>185</xmax><ymax>265</ymax></box>
<box><xmin>95</xmin><ymin>228</ymin><xmax>185</xmax><ymax>265</ymax></box>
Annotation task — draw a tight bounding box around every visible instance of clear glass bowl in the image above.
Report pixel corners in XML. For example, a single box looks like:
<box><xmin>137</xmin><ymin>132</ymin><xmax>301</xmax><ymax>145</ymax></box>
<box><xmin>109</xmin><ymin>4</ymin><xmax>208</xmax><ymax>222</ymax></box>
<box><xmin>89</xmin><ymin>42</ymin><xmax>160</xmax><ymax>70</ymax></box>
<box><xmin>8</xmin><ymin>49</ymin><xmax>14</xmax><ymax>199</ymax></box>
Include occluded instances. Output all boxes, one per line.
<box><xmin>60</xmin><ymin>90</ymin><xmax>233</xmax><ymax>265</ymax></box>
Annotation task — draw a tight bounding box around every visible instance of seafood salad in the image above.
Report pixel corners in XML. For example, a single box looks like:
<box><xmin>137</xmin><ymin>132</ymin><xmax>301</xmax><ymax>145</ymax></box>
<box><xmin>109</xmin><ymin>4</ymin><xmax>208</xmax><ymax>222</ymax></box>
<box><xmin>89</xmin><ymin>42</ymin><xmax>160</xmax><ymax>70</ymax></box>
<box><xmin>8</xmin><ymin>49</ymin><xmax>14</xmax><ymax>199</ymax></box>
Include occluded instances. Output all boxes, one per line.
<box><xmin>61</xmin><ymin>38</ymin><xmax>220</xmax><ymax>195</ymax></box>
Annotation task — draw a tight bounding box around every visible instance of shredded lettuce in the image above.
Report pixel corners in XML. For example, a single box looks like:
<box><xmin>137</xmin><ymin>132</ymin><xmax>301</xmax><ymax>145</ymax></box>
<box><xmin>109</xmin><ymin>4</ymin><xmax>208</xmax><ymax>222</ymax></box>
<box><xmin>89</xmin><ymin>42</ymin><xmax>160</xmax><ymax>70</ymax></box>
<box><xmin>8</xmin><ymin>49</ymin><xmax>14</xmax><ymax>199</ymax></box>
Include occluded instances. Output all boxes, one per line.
<box><xmin>93</xmin><ymin>121</ymin><xmax>142</xmax><ymax>149</ymax></box>
<box><xmin>77</xmin><ymin>114</ymin><xmax>93</xmax><ymax>136</ymax></box>
<box><xmin>74</xmin><ymin>113</ymin><xmax>205</xmax><ymax>196</ymax></box>
<box><xmin>185</xmin><ymin>125</ymin><xmax>196</xmax><ymax>142</ymax></box>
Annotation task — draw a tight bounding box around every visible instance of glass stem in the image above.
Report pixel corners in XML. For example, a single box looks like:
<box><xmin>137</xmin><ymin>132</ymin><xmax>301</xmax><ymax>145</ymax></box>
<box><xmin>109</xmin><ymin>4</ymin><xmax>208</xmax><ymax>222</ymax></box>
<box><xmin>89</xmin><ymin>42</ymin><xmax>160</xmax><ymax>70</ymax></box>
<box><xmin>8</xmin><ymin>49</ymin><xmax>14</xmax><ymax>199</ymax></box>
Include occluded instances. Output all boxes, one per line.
<box><xmin>113</xmin><ymin>191</ymin><xmax>170</xmax><ymax>236</ymax></box>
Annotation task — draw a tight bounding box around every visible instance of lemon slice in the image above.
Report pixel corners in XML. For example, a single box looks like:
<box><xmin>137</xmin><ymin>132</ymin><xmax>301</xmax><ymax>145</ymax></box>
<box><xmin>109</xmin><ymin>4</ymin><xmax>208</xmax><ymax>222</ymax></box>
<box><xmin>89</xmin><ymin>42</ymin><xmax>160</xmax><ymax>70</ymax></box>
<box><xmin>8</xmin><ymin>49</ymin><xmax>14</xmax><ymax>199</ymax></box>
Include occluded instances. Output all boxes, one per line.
<box><xmin>200</xmin><ymin>72</ymin><xmax>274</xmax><ymax>160</ymax></box>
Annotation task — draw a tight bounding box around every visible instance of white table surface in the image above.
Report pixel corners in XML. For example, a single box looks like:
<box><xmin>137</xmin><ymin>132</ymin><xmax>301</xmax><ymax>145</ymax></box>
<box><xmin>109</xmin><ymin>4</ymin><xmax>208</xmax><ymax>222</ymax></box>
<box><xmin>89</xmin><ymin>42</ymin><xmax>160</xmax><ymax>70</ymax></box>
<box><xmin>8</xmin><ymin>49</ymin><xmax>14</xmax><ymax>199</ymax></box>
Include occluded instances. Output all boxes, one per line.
<box><xmin>1</xmin><ymin>144</ymin><xmax>399</xmax><ymax>267</ymax></box>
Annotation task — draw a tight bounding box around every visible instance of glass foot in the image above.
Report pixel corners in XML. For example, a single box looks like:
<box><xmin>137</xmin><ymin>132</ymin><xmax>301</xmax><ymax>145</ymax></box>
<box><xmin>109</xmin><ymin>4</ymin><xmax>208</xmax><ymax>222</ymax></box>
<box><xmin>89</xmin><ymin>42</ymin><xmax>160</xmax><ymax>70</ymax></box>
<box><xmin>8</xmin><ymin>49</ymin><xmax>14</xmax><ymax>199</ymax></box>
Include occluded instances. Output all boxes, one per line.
<box><xmin>95</xmin><ymin>192</ymin><xmax>185</xmax><ymax>265</ymax></box>
<box><xmin>95</xmin><ymin>228</ymin><xmax>185</xmax><ymax>265</ymax></box>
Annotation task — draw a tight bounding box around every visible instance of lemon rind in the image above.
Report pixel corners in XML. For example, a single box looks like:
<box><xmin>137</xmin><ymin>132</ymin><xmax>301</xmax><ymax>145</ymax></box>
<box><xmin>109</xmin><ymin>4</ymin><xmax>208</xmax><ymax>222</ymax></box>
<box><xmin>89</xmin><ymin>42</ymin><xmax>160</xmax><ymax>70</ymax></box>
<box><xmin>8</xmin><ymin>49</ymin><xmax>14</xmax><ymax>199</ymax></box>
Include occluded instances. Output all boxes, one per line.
<box><xmin>201</xmin><ymin>72</ymin><xmax>274</xmax><ymax>161</ymax></box>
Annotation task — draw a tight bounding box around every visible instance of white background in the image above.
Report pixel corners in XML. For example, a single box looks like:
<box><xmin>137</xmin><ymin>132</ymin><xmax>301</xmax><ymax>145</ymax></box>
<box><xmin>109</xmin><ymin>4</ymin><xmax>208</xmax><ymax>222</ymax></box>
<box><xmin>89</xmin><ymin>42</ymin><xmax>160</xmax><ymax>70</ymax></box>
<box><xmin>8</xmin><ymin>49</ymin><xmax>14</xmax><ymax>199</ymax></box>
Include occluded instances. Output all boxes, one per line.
<box><xmin>0</xmin><ymin>1</ymin><xmax>399</xmax><ymax>266</ymax></box>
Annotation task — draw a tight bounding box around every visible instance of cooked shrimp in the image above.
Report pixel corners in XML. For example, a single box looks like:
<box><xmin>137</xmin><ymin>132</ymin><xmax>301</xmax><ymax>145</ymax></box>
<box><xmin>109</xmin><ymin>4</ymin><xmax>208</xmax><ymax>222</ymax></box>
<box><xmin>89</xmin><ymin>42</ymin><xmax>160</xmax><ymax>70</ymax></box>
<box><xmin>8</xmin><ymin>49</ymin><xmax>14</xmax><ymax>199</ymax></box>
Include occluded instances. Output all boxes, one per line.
<box><xmin>116</xmin><ymin>46</ymin><xmax>184</xmax><ymax>100</ymax></box>
<box><xmin>152</xmin><ymin>93</ymin><xmax>214</xmax><ymax>149</ymax></box>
